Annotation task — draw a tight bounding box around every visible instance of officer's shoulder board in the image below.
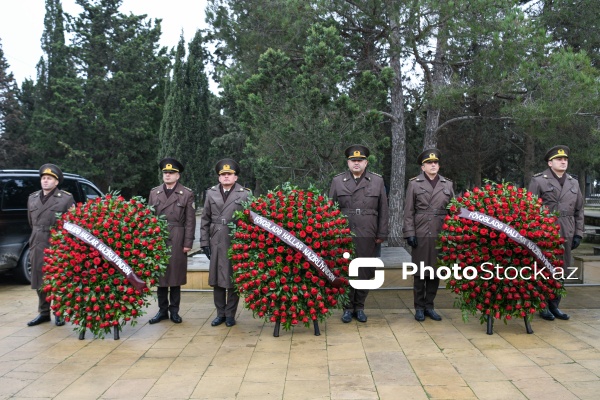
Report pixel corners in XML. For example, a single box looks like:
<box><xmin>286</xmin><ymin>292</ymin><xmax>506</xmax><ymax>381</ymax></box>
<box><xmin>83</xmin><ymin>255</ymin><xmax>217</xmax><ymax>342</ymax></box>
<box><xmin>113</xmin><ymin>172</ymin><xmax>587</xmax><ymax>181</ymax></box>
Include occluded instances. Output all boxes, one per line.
<box><xmin>30</xmin><ymin>190</ymin><xmax>41</xmax><ymax>197</ymax></box>
<box><xmin>151</xmin><ymin>185</ymin><xmax>162</xmax><ymax>194</ymax></box>
<box><xmin>409</xmin><ymin>176</ymin><xmax>419</xmax><ymax>181</ymax></box>
<box><xmin>58</xmin><ymin>190</ymin><xmax>72</xmax><ymax>196</ymax></box>
<box><xmin>243</xmin><ymin>187</ymin><xmax>251</xmax><ymax>191</ymax></box>
<box><xmin>532</xmin><ymin>172</ymin><xmax>543</xmax><ymax>178</ymax></box>
<box><xmin>210</xmin><ymin>185</ymin><xmax>218</xmax><ymax>190</ymax></box>
<box><xmin>442</xmin><ymin>176</ymin><xmax>452</xmax><ymax>183</ymax></box>
<box><xmin>568</xmin><ymin>173</ymin><xmax>578</xmax><ymax>180</ymax></box>
<box><xmin>333</xmin><ymin>172</ymin><xmax>346</xmax><ymax>178</ymax></box>
<box><xmin>183</xmin><ymin>185</ymin><xmax>193</xmax><ymax>192</ymax></box>
<box><xmin>368</xmin><ymin>171</ymin><xmax>382</xmax><ymax>178</ymax></box>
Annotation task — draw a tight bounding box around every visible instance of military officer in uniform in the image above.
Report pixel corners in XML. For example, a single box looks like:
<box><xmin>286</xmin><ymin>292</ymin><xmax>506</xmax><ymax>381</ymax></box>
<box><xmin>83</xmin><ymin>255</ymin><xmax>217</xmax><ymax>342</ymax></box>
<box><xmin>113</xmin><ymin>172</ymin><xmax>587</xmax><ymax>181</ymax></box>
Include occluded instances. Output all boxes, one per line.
<box><xmin>201</xmin><ymin>159</ymin><xmax>251</xmax><ymax>327</ymax></box>
<box><xmin>27</xmin><ymin>164</ymin><xmax>74</xmax><ymax>326</ymax></box>
<box><xmin>403</xmin><ymin>149</ymin><xmax>454</xmax><ymax>322</ymax></box>
<box><xmin>148</xmin><ymin>158</ymin><xmax>196</xmax><ymax>324</ymax></box>
<box><xmin>528</xmin><ymin>145</ymin><xmax>583</xmax><ymax>321</ymax></box>
<box><xmin>329</xmin><ymin>145</ymin><xmax>389</xmax><ymax>323</ymax></box>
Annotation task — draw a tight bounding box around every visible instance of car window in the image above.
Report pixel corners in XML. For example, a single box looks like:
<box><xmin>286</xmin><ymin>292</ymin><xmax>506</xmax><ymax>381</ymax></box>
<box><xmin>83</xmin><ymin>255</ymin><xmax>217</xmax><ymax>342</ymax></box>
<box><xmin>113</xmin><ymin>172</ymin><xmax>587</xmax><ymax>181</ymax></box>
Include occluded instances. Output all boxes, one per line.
<box><xmin>81</xmin><ymin>183</ymin><xmax>102</xmax><ymax>200</ymax></box>
<box><xmin>59</xmin><ymin>179</ymin><xmax>80</xmax><ymax>202</ymax></box>
<box><xmin>1</xmin><ymin>177</ymin><xmax>40</xmax><ymax>210</ymax></box>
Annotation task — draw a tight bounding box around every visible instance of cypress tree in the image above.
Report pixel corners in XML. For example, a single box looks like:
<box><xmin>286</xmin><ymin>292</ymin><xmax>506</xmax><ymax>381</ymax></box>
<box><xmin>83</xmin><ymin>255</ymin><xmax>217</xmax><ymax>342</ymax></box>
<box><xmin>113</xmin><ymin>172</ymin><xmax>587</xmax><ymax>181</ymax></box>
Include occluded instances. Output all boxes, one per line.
<box><xmin>27</xmin><ymin>0</ymin><xmax>82</xmax><ymax>169</ymax></box>
<box><xmin>68</xmin><ymin>0</ymin><xmax>170</xmax><ymax>195</ymax></box>
<box><xmin>0</xmin><ymin>39</ymin><xmax>25</xmax><ymax>168</ymax></box>
<box><xmin>159</xmin><ymin>31</ymin><xmax>211</xmax><ymax>200</ymax></box>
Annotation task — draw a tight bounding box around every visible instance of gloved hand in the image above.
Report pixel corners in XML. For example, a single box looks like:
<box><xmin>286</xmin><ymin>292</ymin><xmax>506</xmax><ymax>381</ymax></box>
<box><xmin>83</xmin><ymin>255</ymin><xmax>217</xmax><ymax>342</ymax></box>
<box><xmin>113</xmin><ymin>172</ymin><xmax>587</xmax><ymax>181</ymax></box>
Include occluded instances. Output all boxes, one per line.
<box><xmin>406</xmin><ymin>236</ymin><xmax>418</xmax><ymax>249</ymax></box>
<box><xmin>572</xmin><ymin>235</ymin><xmax>582</xmax><ymax>250</ymax></box>
<box><xmin>202</xmin><ymin>246</ymin><xmax>211</xmax><ymax>260</ymax></box>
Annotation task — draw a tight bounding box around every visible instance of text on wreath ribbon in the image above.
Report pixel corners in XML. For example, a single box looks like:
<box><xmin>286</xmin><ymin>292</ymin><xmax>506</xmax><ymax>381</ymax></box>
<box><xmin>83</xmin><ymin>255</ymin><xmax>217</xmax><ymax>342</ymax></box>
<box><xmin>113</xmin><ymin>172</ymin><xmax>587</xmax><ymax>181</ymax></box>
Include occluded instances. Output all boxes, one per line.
<box><xmin>457</xmin><ymin>208</ymin><xmax>557</xmax><ymax>274</ymax></box>
<box><xmin>248</xmin><ymin>210</ymin><xmax>344</xmax><ymax>287</ymax></box>
<box><xmin>62</xmin><ymin>221</ymin><xmax>148</xmax><ymax>291</ymax></box>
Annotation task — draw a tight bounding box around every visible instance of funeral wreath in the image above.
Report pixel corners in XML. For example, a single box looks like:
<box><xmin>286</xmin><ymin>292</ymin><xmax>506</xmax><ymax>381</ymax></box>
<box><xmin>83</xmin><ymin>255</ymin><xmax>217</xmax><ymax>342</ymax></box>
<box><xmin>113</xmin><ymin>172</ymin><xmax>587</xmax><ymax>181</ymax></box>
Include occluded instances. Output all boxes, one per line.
<box><xmin>439</xmin><ymin>181</ymin><xmax>566</xmax><ymax>326</ymax></box>
<box><xmin>42</xmin><ymin>193</ymin><xmax>169</xmax><ymax>338</ymax></box>
<box><xmin>229</xmin><ymin>183</ymin><xmax>353</xmax><ymax>334</ymax></box>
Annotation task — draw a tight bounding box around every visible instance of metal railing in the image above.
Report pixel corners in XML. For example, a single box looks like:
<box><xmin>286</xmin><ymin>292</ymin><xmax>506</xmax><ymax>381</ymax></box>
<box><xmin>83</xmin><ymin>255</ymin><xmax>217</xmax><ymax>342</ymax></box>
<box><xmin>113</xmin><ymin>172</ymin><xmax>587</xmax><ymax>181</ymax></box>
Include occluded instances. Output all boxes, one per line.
<box><xmin>586</xmin><ymin>198</ymin><xmax>600</xmax><ymax>206</ymax></box>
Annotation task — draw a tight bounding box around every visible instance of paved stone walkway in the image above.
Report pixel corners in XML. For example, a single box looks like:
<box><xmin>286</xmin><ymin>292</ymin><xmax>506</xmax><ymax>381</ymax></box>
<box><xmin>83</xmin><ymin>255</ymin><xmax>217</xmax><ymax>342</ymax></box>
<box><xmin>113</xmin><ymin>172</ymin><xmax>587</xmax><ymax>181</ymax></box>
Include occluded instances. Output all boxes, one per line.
<box><xmin>3</xmin><ymin>214</ymin><xmax>600</xmax><ymax>399</ymax></box>
<box><xmin>1</xmin><ymin>277</ymin><xmax>600</xmax><ymax>399</ymax></box>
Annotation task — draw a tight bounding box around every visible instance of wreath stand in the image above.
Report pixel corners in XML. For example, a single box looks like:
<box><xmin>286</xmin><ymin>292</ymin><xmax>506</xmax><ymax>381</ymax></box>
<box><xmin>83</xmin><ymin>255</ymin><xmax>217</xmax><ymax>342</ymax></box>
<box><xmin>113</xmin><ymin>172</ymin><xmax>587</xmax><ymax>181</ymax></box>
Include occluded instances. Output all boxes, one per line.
<box><xmin>273</xmin><ymin>320</ymin><xmax>321</xmax><ymax>337</ymax></box>
<box><xmin>486</xmin><ymin>315</ymin><xmax>533</xmax><ymax>335</ymax></box>
<box><xmin>78</xmin><ymin>326</ymin><xmax>120</xmax><ymax>340</ymax></box>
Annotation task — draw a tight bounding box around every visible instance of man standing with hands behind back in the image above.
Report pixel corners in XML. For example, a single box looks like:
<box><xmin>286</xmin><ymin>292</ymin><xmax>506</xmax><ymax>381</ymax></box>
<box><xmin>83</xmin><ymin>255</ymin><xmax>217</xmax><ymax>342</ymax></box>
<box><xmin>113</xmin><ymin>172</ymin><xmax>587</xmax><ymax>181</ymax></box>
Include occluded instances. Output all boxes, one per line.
<box><xmin>201</xmin><ymin>159</ymin><xmax>251</xmax><ymax>327</ymax></box>
<box><xmin>528</xmin><ymin>145</ymin><xmax>583</xmax><ymax>321</ymax></box>
<box><xmin>27</xmin><ymin>164</ymin><xmax>74</xmax><ymax>326</ymax></box>
<box><xmin>329</xmin><ymin>145</ymin><xmax>389</xmax><ymax>323</ymax></box>
<box><xmin>403</xmin><ymin>149</ymin><xmax>454</xmax><ymax>322</ymax></box>
<box><xmin>148</xmin><ymin>158</ymin><xmax>196</xmax><ymax>324</ymax></box>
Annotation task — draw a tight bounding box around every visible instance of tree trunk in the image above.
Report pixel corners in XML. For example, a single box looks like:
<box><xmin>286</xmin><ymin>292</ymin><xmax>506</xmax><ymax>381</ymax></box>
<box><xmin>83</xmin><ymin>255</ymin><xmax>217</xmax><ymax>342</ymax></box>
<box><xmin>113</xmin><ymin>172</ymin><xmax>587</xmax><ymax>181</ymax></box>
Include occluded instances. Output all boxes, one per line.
<box><xmin>523</xmin><ymin>134</ymin><xmax>535</xmax><ymax>186</ymax></box>
<box><xmin>580</xmin><ymin>169</ymin><xmax>587</xmax><ymax>197</ymax></box>
<box><xmin>387</xmin><ymin>15</ymin><xmax>408</xmax><ymax>247</ymax></box>
<box><xmin>423</xmin><ymin>19</ymin><xmax>447</xmax><ymax>149</ymax></box>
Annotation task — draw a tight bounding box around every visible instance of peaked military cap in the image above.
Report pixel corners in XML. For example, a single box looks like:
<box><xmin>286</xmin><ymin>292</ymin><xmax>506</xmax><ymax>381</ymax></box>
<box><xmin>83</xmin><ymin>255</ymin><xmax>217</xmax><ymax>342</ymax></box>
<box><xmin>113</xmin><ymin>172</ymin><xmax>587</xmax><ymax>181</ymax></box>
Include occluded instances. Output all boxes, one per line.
<box><xmin>345</xmin><ymin>145</ymin><xmax>370</xmax><ymax>160</ymax></box>
<box><xmin>159</xmin><ymin>157</ymin><xmax>184</xmax><ymax>173</ymax></box>
<box><xmin>417</xmin><ymin>148</ymin><xmax>441</xmax><ymax>164</ymax></box>
<box><xmin>215</xmin><ymin>158</ymin><xmax>239</xmax><ymax>175</ymax></box>
<box><xmin>39</xmin><ymin>163</ymin><xmax>63</xmax><ymax>184</ymax></box>
<box><xmin>544</xmin><ymin>145</ymin><xmax>570</xmax><ymax>162</ymax></box>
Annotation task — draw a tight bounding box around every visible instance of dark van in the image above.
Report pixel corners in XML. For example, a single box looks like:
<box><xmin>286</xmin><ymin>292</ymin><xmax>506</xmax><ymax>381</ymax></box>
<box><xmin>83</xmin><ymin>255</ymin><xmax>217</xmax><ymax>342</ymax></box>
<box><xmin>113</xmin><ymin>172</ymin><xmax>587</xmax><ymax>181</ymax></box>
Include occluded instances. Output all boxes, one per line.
<box><xmin>0</xmin><ymin>170</ymin><xmax>103</xmax><ymax>283</ymax></box>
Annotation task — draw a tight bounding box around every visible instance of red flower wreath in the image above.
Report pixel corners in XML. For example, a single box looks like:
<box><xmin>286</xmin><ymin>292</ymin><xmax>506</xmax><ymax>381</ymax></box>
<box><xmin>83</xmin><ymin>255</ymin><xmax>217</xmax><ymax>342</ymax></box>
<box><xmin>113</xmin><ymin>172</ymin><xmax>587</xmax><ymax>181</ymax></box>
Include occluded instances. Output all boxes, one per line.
<box><xmin>42</xmin><ymin>193</ymin><xmax>169</xmax><ymax>338</ymax></box>
<box><xmin>229</xmin><ymin>183</ymin><xmax>353</xmax><ymax>331</ymax></box>
<box><xmin>439</xmin><ymin>181</ymin><xmax>566</xmax><ymax>323</ymax></box>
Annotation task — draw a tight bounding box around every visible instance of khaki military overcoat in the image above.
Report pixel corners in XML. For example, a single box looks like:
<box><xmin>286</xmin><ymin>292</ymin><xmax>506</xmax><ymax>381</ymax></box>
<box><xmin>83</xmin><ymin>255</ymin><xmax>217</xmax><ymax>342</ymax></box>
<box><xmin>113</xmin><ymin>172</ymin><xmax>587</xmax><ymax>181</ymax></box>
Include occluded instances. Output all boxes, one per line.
<box><xmin>403</xmin><ymin>173</ymin><xmax>454</xmax><ymax>267</ymax></box>
<box><xmin>28</xmin><ymin>189</ymin><xmax>74</xmax><ymax>289</ymax></box>
<box><xmin>328</xmin><ymin>170</ymin><xmax>389</xmax><ymax>260</ymax></box>
<box><xmin>149</xmin><ymin>182</ymin><xmax>196</xmax><ymax>286</ymax></box>
<box><xmin>528</xmin><ymin>168</ymin><xmax>584</xmax><ymax>268</ymax></box>
<box><xmin>200</xmin><ymin>183</ymin><xmax>251</xmax><ymax>288</ymax></box>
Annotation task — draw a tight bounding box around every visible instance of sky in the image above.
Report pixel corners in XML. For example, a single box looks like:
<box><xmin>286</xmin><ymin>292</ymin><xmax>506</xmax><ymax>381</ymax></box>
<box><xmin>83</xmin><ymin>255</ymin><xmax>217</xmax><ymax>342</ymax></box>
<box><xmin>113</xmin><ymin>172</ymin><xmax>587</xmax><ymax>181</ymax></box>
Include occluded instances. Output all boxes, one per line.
<box><xmin>0</xmin><ymin>0</ymin><xmax>209</xmax><ymax>85</ymax></box>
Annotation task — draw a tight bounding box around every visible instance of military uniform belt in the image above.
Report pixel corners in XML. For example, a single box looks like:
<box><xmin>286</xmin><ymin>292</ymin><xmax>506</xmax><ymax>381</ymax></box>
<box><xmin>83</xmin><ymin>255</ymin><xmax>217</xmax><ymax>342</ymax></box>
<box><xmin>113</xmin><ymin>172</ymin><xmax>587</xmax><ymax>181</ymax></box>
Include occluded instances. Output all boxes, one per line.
<box><xmin>33</xmin><ymin>225</ymin><xmax>51</xmax><ymax>232</ymax></box>
<box><xmin>558</xmin><ymin>211</ymin><xmax>575</xmax><ymax>217</ymax></box>
<box><xmin>168</xmin><ymin>223</ymin><xmax>185</xmax><ymax>227</ymax></box>
<box><xmin>415</xmin><ymin>210</ymin><xmax>447</xmax><ymax>216</ymax></box>
<box><xmin>341</xmin><ymin>208</ymin><xmax>378</xmax><ymax>216</ymax></box>
<box><xmin>212</xmin><ymin>218</ymin><xmax>230</xmax><ymax>224</ymax></box>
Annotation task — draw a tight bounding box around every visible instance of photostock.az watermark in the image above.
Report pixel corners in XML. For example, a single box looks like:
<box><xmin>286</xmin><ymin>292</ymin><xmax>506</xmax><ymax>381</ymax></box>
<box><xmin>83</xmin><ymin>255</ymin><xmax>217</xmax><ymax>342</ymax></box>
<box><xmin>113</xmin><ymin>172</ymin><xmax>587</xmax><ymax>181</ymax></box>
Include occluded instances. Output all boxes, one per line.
<box><xmin>402</xmin><ymin>261</ymin><xmax>579</xmax><ymax>281</ymax></box>
<box><xmin>344</xmin><ymin>253</ymin><xmax>385</xmax><ymax>290</ymax></box>
<box><xmin>344</xmin><ymin>253</ymin><xmax>579</xmax><ymax>290</ymax></box>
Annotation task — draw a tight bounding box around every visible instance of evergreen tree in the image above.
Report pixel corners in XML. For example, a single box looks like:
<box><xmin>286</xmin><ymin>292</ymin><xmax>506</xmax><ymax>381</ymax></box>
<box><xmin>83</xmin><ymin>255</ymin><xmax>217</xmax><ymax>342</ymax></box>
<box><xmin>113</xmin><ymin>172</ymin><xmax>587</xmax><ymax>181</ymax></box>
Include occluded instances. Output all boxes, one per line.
<box><xmin>68</xmin><ymin>0</ymin><xmax>170</xmax><ymax>195</ymax></box>
<box><xmin>159</xmin><ymin>31</ymin><xmax>212</xmax><ymax>200</ymax></box>
<box><xmin>0</xmin><ymin>39</ymin><xmax>25</xmax><ymax>168</ymax></box>
<box><xmin>234</xmin><ymin>24</ymin><xmax>389</xmax><ymax>193</ymax></box>
<box><xmin>27</xmin><ymin>0</ymin><xmax>83</xmax><ymax>169</ymax></box>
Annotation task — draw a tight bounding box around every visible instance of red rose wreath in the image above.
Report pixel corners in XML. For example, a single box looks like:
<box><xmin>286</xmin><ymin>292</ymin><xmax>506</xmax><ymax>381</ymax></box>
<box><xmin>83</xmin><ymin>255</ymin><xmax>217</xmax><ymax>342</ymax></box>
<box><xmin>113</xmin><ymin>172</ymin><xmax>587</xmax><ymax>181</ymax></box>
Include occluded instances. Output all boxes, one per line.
<box><xmin>229</xmin><ymin>183</ymin><xmax>353</xmax><ymax>336</ymax></box>
<box><xmin>42</xmin><ymin>194</ymin><xmax>169</xmax><ymax>339</ymax></box>
<box><xmin>439</xmin><ymin>181</ymin><xmax>566</xmax><ymax>334</ymax></box>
